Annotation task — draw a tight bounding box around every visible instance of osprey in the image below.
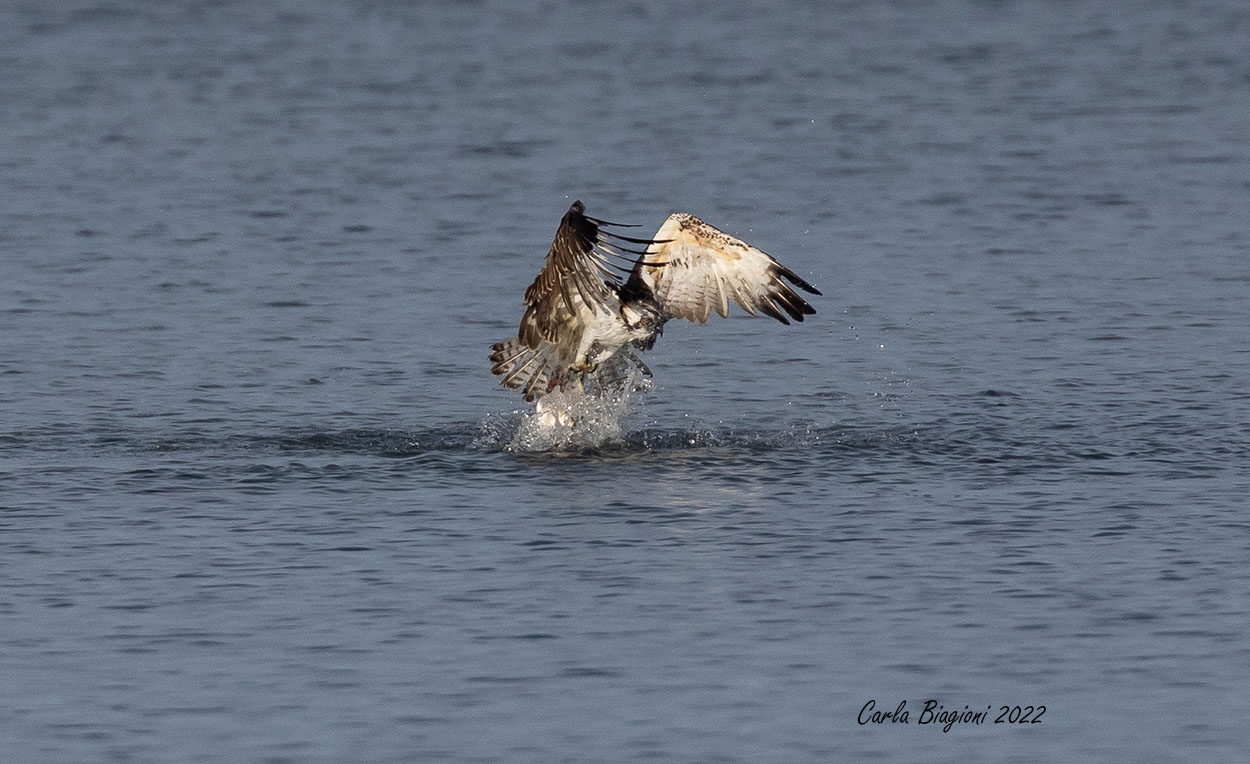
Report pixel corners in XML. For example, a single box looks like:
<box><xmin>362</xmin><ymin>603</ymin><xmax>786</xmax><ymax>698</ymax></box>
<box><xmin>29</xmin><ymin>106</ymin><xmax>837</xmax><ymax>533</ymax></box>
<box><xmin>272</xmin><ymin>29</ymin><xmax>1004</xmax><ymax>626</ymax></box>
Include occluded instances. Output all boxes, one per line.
<box><xmin>490</xmin><ymin>201</ymin><xmax>820</xmax><ymax>402</ymax></box>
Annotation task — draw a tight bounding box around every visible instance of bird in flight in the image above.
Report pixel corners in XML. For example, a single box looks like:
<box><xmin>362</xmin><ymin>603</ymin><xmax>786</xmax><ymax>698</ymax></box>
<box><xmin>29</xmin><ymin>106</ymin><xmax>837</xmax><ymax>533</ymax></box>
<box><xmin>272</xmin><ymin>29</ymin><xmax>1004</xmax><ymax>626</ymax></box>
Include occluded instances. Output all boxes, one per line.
<box><xmin>490</xmin><ymin>201</ymin><xmax>820</xmax><ymax>403</ymax></box>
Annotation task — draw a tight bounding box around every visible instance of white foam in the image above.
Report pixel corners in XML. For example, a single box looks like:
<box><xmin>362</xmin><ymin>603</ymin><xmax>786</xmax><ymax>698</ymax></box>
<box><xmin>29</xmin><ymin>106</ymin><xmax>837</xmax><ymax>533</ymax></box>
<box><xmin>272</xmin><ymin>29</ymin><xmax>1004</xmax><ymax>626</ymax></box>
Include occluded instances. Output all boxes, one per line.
<box><xmin>507</xmin><ymin>388</ymin><xmax>638</xmax><ymax>452</ymax></box>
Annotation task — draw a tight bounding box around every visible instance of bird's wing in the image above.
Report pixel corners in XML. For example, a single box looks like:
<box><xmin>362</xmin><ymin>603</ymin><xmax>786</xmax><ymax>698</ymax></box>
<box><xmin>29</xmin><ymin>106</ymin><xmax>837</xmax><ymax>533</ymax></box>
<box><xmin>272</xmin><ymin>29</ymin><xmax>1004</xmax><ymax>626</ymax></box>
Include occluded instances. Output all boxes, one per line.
<box><xmin>517</xmin><ymin>201</ymin><xmax>653</xmax><ymax>352</ymax></box>
<box><xmin>630</xmin><ymin>213</ymin><xmax>820</xmax><ymax>324</ymax></box>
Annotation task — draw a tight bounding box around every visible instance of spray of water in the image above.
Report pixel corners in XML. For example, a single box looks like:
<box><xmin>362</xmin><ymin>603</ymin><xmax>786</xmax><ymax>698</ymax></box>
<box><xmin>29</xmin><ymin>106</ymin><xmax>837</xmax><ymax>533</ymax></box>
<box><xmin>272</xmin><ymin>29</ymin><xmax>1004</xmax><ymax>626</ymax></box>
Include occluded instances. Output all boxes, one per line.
<box><xmin>472</xmin><ymin>368</ymin><xmax>844</xmax><ymax>455</ymax></box>
<box><xmin>506</xmin><ymin>387</ymin><xmax>639</xmax><ymax>452</ymax></box>
<box><xmin>468</xmin><ymin>364</ymin><xmax>652</xmax><ymax>453</ymax></box>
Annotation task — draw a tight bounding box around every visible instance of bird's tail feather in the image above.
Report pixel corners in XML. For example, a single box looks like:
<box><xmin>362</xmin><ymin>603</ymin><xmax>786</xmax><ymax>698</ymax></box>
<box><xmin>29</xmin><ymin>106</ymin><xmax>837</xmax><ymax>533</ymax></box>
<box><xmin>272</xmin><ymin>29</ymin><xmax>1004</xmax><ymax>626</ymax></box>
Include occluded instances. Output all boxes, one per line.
<box><xmin>490</xmin><ymin>338</ymin><xmax>556</xmax><ymax>402</ymax></box>
<box><xmin>490</xmin><ymin>339</ymin><xmax>653</xmax><ymax>403</ymax></box>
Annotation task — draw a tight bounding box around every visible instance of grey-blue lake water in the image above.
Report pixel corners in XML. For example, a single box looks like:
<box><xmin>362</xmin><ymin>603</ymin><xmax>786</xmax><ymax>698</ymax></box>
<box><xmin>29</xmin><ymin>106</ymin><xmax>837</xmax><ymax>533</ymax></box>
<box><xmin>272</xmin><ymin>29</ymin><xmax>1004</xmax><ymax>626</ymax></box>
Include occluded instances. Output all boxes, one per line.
<box><xmin>4</xmin><ymin>1</ymin><xmax>1250</xmax><ymax>761</ymax></box>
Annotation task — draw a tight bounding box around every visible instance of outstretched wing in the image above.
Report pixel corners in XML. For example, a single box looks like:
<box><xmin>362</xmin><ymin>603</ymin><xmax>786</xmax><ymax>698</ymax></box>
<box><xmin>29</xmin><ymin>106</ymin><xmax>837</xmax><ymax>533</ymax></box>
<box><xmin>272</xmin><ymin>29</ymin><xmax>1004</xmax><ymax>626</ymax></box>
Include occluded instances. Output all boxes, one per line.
<box><xmin>628</xmin><ymin>213</ymin><xmax>820</xmax><ymax>324</ymax></box>
<box><xmin>517</xmin><ymin>201</ymin><xmax>656</xmax><ymax>354</ymax></box>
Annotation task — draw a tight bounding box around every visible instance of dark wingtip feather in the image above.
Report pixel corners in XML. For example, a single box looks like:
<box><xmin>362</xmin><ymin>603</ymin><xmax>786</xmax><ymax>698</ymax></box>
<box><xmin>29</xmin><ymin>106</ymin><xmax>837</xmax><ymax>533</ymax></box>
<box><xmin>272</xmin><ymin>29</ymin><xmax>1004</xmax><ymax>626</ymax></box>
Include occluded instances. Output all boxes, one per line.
<box><xmin>600</xmin><ymin>230</ymin><xmax>669</xmax><ymax>246</ymax></box>
<box><xmin>583</xmin><ymin>214</ymin><xmax>641</xmax><ymax>228</ymax></box>
<box><xmin>775</xmin><ymin>265</ymin><xmax>821</xmax><ymax>296</ymax></box>
<box><xmin>757</xmin><ymin>300</ymin><xmax>791</xmax><ymax>325</ymax></box>
<box><xmin>773</xmin><ymin>291</ymin><xmax>808</xmax><ymax>322</ymax></box>
<box><xmin>782</xmin><ymin>288</ymin><xmax>817</xmax><ymax>318</ymax></box>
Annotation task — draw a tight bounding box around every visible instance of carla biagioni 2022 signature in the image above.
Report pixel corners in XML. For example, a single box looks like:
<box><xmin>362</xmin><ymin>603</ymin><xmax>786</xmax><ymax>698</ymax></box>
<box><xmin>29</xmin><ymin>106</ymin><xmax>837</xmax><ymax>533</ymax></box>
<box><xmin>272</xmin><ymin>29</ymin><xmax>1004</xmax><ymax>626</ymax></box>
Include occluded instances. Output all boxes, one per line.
<box><xmin>858</xmin><ymin>699</ymin><xmax>1046</xmax><ymax>733</ymax></box>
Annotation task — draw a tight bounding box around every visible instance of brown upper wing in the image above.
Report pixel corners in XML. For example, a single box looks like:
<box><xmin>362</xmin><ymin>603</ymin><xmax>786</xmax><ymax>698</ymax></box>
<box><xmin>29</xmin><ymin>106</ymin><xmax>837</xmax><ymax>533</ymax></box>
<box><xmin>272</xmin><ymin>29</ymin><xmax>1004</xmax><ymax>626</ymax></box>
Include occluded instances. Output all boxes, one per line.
<box><xmin>517</xmin><ymin>201</ymin><xmax>623</xmax><ymax>353</ymax></box>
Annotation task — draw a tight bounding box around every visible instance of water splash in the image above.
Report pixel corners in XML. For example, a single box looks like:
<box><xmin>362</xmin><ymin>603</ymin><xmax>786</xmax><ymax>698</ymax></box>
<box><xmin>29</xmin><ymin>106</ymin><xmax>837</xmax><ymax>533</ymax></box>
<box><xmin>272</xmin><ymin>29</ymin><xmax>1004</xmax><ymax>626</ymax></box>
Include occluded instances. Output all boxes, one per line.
<box><xmin>504</xmin><ymin>388</ymin><xmax>640</xmax><ymax>452</ymax></box>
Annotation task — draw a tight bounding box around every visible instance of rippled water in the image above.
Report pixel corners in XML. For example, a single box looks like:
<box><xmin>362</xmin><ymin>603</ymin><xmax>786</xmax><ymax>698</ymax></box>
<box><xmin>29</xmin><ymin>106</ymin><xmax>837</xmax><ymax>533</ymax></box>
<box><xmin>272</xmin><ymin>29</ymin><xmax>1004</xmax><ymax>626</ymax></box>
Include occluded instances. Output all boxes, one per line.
<box><xmin>4</xmin><ymin>1</ymin><xmax>1250</xmax><ymax>761</ymax></box>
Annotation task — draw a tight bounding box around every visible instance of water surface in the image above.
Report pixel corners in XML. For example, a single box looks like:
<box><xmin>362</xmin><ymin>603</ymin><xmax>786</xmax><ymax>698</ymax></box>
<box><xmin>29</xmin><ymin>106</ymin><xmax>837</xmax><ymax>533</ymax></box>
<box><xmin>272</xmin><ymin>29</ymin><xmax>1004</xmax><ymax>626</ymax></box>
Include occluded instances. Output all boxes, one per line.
<box><xmin>3</xmin><ymin>1</ymin><xmax>1250</xmax><ymax>761</ymax></box>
